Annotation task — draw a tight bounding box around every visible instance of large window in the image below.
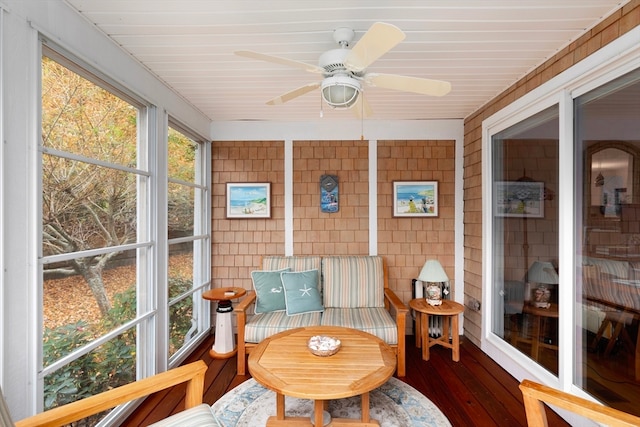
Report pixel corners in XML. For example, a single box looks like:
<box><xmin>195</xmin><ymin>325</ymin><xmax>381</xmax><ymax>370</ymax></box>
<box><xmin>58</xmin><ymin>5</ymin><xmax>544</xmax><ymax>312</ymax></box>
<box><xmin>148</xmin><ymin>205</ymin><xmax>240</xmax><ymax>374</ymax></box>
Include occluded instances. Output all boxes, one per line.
<box><xmin>41</xmin><ymin>54</ymin><xmax>147</xmax><ymax>420</ymax></box>
<box><xmin>167</xmin><ymin>125</ymin><xmax>210</xmax><ymax>360</ymax></box>
<box><xmin>39</xmin><ymin>49</ymin><xmax>211</xmax><ymax>424</ymax></box>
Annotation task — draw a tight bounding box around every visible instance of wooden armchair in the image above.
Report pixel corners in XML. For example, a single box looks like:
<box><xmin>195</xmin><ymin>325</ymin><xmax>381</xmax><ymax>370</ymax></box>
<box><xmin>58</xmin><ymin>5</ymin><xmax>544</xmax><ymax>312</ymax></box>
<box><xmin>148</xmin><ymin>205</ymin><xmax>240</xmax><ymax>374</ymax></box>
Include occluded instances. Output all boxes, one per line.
<box><xmin>2</xmin><ymin>361</ymin><xmax>211</xmax><ymax>427</ymax></box>
<box><xmin>520</xmin><ymin>379</ymin><xmax>640</xmax><ymax>426</ymax></box>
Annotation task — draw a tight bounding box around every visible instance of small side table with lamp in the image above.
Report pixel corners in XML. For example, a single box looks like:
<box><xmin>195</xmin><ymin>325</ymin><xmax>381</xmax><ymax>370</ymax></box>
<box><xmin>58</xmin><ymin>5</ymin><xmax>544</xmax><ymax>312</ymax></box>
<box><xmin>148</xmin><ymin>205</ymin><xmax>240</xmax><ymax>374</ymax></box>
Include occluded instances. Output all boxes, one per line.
<box><xmin>526</xmin><ymin>260</ymin><xmax>558</xmax><ymax>309</ymax></box>
<box><xmin>410</xmin><ymin>259</ymin><xmax>464</xmax><ymax>361</ymax></box>
<box><xmin>512</xmin><ymin>261</ymin><xmax>559</xmax><ymax>359</ymax></box>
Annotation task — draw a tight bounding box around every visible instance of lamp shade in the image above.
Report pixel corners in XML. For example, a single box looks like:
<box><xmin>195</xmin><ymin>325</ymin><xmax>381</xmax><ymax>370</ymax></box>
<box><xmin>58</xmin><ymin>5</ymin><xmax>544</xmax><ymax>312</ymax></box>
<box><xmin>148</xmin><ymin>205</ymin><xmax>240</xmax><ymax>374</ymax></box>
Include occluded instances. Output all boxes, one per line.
<box><xmin>418</xmin><ymin>259</ymin><xmax>449</xmax><ymax>283</ymax></box>
<box><xmin>527</xmin><ymin>261</ymin><xmax>558</xmax><ymax>284</ymax></box>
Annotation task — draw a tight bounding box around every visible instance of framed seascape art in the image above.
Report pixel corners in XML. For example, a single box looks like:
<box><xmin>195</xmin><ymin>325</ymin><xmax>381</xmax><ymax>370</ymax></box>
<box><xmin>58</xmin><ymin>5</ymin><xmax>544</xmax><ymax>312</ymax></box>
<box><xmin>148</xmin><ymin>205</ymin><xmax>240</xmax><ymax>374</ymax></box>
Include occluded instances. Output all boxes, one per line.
<box><xmin>226</xmin><ymin>182</ymin><xmax>271</xmax><ymax>219</ymax></box>
<box><xmin>494</xmin><ymin>181</ymin><xmax>544</xmax><ymax>218</ymax></box>
<box><xmin>393</xmin><ymin>181</ymin><xmax>438</xmax><ymax>217</ymax></box>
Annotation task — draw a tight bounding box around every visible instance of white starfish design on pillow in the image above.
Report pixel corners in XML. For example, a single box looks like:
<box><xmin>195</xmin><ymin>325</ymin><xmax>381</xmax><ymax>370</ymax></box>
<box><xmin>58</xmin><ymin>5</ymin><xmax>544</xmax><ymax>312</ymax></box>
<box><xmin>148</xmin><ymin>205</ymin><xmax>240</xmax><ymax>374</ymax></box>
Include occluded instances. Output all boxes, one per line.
<box><xmin>299</xmin><ymin>284</ymin><xmax>312</xmax><ymax>296</ymax></box>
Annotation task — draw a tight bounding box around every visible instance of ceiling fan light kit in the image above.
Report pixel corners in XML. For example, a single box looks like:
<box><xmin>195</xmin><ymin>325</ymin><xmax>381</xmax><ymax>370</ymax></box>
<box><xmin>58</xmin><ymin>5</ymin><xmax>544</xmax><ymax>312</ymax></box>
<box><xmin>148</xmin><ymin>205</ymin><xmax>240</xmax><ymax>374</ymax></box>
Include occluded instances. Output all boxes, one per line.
<box><xmin>321</xmin><ymin>74</ymin><xmax>361</xmax><ymax>109</ymax></box>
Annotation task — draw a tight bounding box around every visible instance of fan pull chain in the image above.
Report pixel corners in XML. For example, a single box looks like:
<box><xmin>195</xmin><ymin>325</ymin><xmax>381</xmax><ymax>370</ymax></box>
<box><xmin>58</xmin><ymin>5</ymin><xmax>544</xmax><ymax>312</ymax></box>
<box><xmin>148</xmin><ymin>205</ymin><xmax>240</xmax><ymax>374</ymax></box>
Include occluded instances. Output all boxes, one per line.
<box><xmin>360</xmin><ymin>92</ymin><xmax>365</xmax><ymax>140</ymax></box>
<box><xmin>319</xmin><ymin>92</ymin><xmax>324</xmax><ymax>118</ymax></box>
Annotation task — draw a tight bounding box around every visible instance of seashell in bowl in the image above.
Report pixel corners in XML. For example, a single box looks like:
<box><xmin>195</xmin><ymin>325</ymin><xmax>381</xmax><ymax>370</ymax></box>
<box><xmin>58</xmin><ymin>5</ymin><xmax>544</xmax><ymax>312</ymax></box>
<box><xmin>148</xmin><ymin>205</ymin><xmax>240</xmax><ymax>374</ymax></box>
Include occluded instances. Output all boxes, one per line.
<box><xmin>307</xmin><ymin>335</ymin><xmax>341</xmax><ymax>357</ymax></box>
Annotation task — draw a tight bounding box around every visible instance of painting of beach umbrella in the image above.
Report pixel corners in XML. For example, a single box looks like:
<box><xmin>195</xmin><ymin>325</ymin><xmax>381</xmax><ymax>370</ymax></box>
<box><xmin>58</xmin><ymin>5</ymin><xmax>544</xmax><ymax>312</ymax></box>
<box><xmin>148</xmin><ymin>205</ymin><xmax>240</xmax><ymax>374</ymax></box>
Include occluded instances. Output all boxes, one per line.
<box><xmin>393</xmin><ymin>181</ymin><xmax>438</xmax><ymax>217</ymax></box>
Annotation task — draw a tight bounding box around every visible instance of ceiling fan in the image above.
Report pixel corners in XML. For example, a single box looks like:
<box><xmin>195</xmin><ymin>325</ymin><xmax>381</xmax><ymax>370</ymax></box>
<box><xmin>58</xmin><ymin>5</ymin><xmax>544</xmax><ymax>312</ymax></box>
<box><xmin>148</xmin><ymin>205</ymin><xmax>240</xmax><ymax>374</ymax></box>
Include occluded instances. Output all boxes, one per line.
<box><xmin>235</xmin><ymin>22</ymin><xmax>451</xmax><ymax>116</ymax></box>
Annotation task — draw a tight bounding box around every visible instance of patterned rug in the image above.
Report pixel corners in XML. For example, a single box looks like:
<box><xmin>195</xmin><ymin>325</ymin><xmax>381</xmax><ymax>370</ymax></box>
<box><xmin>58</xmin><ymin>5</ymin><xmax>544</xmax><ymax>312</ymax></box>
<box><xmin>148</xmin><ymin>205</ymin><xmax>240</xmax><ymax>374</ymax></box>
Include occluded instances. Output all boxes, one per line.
<box><xmin>211</xmin><ymin>377</ymin><xmax>451</xmax><ymax>426</ymax></box>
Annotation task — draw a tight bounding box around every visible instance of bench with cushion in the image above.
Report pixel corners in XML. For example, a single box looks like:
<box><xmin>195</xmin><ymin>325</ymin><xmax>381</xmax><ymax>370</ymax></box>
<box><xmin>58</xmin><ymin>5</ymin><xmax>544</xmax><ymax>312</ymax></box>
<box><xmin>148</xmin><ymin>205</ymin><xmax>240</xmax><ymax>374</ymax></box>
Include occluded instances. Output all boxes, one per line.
<box><xmin>234</xmin><ymin>255</ymin><xmax>408</xmax><ymax>376</ymax></box>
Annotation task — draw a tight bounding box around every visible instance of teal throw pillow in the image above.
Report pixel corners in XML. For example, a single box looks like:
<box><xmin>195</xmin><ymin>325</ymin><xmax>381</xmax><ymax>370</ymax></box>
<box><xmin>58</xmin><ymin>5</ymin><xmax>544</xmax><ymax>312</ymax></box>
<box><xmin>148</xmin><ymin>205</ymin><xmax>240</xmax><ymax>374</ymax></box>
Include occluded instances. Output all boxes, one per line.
<box><xmin>251</xmin><ymin>268</ymin><xmax>290</xmax><ymax>314</ymax></box>
<box><xmin>281</xmin><ymin>269</ymin><xmax>324</xmax><ymax>316</ymax></box>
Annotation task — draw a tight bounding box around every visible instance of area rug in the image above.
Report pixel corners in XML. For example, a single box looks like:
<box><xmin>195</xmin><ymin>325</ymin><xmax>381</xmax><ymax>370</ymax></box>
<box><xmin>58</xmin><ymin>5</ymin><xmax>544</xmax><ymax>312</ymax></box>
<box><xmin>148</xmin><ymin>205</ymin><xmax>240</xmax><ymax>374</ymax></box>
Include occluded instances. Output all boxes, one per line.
<box><xmin>211</xmin><ymin>377</ymin><xmax>451</xmax><ymax>427</ymax></box>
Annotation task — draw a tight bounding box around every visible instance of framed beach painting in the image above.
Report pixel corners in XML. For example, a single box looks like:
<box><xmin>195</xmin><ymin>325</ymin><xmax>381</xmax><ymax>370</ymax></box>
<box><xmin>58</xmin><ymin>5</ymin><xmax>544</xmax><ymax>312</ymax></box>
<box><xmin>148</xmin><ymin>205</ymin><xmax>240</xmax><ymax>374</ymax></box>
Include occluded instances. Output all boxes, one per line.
<box><xmin>494</xmin><ymin>181</ymin><xmax>544</xmax><ymax>218</ymax></box>
<box><xmin>226</xmin><ymin>182</ymin><xmax>271</xmax><ymax>218</ymax></box>
<box><xmin>393</xmin><ymin>181</ymin><xmax>438</xmax><ymax>217</ymax></box>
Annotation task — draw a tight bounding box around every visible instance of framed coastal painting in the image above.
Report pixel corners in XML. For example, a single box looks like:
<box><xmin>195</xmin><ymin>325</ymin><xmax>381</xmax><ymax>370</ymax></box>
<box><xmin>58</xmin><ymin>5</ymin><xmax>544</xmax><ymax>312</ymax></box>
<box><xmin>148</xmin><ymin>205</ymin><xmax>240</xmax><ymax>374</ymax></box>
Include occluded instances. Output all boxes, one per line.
<box><xmin>393</xmin><ymin>181</ymin><xmax>438</xmax><ymax>217</ymax></box>
<box><xmin>494</xmin><ymin>181</ymin><xmax>544</xmax><ymax>218</ymax></box>
<box><xmin>226</xmin><ymin>182</ymin><xmax>271</xmax><ymax>218</ymax></box>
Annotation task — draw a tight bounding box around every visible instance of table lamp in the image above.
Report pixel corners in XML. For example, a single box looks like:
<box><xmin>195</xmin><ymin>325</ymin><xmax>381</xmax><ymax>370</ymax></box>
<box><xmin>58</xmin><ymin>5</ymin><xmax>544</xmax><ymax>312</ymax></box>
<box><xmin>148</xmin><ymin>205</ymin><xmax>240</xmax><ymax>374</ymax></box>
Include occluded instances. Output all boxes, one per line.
<box><xmin>527</xmin><ymin>261</ymin><xmax>558</xmax><ymax>308</ymax></box>
<box><xmin>418</xmin><ymin>259</ymin><xmax>449</xmax><ymax>306</ymax></box>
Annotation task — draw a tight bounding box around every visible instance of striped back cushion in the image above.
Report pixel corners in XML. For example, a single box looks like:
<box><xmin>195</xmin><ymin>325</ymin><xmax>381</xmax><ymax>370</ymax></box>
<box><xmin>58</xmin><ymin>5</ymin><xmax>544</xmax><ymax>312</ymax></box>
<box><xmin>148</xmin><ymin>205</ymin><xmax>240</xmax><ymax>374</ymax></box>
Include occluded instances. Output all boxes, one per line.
<box><xmin>322</xmin><ymin>256</ymin><xmax>384</xmax><ymax>308</ymax></box>
<box><xmin>261</xmin><ymin>256</ymin><xmax>322</xmax><ymax>289</ymax></box>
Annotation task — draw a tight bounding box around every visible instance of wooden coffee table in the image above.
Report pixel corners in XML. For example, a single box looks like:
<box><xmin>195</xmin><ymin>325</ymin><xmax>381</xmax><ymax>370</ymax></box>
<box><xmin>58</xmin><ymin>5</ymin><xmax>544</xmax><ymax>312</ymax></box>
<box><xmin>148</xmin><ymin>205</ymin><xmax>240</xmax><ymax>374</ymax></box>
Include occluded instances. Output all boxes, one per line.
<box><xmin>248</xmin><ymin>326</ymin><xmax>396</xmax><ymax>427</ymax></box>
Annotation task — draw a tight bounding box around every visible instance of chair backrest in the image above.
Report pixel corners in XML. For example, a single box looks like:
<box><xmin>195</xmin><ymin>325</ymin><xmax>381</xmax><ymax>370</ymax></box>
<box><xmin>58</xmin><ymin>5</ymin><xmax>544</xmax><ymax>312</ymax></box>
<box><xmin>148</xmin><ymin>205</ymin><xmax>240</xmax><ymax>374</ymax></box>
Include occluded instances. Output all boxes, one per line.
<box><xmin>12</xmin><ymin>361</ymin><xmax>207</xmax><ymax>427</ymax></box>
<box><xmin>261</xmin><ymin>256</ymin><xmax>322</xmax><ymax>290</ymax></box>
<box><xmin>322</xmin><ymin>256</ymin><xmax>385</xmax><ymax>308</ymax></box>
<box><xmin>519</xmin><ymin>379</ymin><xmax>640</xmax><ymax>426</ymax></box>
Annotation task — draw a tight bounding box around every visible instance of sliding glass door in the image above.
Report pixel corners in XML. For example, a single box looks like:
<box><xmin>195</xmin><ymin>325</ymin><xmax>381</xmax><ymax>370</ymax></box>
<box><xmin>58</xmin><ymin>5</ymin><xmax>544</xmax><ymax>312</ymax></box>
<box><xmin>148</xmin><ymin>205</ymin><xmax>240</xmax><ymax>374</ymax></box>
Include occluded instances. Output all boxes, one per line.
<box><xmin>574</xmin><ymin>68</ymin><xmax>640</xmax><ymax>415</ymax></box>
<box><xmin>487</xmin><ymin>65</ymin><xmax>640</xmax><ymax>417</ymax></box>
<box><xmin>491</xmin><ymin>106</ymin><xmax>560</xmax><ymax>375</ymax></box>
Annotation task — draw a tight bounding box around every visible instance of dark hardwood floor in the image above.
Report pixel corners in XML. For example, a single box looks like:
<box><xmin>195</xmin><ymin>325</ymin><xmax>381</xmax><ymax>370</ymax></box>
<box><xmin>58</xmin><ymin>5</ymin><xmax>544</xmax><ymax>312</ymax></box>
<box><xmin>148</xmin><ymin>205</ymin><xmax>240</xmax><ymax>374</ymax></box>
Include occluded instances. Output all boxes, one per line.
<box><xmin>121</xmin><ymin>334</ymin><xmax>570</xmax><ymax>426</ymax></box>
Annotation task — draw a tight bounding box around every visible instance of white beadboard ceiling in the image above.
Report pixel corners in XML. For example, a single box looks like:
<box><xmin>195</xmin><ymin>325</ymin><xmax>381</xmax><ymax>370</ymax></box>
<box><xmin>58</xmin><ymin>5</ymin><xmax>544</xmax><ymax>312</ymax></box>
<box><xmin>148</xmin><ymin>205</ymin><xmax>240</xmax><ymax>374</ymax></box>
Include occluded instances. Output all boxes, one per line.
<box><xmin>63</xmin><ymin>0</ymin><xmax>628</xmax><ymax>122</ymax></box>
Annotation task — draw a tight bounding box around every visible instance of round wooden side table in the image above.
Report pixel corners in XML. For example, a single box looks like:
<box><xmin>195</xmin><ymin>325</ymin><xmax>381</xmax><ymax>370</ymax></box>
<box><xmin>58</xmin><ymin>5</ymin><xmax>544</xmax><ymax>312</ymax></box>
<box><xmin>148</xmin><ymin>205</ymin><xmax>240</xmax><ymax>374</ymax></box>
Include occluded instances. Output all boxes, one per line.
<box><xmin>409</xmin><ymin>298</ymin><xmax>464</xmax><ymax>362</ymax></box>
<box><xmin>202</xmin><ymin>287</ymin><xmax>246</xmax><ymax>358</ymax></box>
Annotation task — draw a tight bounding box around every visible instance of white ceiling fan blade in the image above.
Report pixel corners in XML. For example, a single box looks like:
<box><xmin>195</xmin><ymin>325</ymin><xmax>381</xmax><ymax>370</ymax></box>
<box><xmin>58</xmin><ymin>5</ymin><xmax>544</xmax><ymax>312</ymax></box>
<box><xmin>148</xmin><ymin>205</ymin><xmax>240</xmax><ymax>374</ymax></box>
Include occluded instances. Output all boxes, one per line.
<box><xmin>235</xmin><ymin>50</ymin><xmax>324</xmax><ymax>74</ymax></box>
<box><xmin>266</xmin><ymin>82</ymin><xmax>321</xmax><ymax>105</ymax></box>
<box><xmin>352</xmin><ymin>94</ymin><xmax>373</xmax><ymax>118</ymax></box>
<box><xmin>344</xmin><ymin>22</ymin><xmax>405</xmax><ymax>72</ymax></box>
<box><xmin>365</xmin><ymin>73</ymin><xmax>452</xmax><ymax>97</ymax></box>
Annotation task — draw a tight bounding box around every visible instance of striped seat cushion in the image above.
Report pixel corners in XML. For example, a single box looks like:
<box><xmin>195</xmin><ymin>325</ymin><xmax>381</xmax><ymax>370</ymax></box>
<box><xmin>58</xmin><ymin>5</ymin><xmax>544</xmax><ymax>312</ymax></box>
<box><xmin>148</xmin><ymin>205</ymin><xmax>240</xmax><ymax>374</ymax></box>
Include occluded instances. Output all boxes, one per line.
<box><xmin>321</xmin><ymin>307</ymin><xmax>397</xmax><ymax>345</ymax></box>
<box><xmin>244</xmin><ymin>310</ymin><xmax>322</xmax><ymax>343</ymax></box>
<box><xmin>322</xmin><ymin>256</ymin><xmax>384</xmax><ymax>308</ymax></box>
<box><xmin>148</xmin><ymin>404</ymin><xmax>219</xmax><ymax>427</ymax></box>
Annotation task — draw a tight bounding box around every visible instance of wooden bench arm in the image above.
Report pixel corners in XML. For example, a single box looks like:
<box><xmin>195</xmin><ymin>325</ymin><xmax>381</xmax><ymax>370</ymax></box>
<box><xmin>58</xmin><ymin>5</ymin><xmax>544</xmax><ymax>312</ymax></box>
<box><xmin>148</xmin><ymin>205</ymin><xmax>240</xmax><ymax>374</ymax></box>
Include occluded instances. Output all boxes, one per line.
<box><xmin>520</xmin><ymin>379</ymin><xmax>640</xmax><ymax>427</ymax></box>
<box><xmin>384</xmin><ymin>288</ymin><xmax>409</xmax><ymax>316</ymax></box>
<box><xmin>15</xmin><ymin>361</ymin><xmax>208</xmax><ymax>427</ymax></box>
<box><xmin>233</xmin><ymin>291</ymin><xmax>256</xmax><ymax>313</ymax></box>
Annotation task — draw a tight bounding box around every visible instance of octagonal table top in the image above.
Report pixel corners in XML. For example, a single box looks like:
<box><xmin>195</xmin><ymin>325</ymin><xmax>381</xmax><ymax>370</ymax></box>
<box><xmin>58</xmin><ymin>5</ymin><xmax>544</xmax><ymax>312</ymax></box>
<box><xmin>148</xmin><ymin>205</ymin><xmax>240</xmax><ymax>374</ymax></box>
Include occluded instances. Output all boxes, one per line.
<box><xmin>248</xmin><ymin>326</ymin><xmax>396</xmax><ymax>400</ymax></box>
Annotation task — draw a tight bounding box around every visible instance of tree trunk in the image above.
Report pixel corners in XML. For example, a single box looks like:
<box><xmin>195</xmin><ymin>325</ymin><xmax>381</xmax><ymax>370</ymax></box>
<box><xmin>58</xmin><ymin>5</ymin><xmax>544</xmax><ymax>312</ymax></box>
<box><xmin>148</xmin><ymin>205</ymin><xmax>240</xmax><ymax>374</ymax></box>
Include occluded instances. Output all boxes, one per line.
<box><xmin>73</xmin><ymin>258</ymin><xmax>112</xmax><ymax>316</ymax></box>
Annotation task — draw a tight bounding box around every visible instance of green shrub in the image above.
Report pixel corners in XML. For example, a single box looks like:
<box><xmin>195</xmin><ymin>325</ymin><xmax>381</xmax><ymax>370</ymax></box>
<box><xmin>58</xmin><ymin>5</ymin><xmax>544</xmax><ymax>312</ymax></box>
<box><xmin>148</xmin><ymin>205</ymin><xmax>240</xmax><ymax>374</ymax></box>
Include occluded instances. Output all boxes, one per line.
<box><xmin>169</xmin><ymin>278</ymin><xmax>194</xmax><ymax>355</ymax></box>
<box><xmin>43</xmin><ymin>279</ymin><xmax>194</xmax><ymax>414</ymax></box>
<box><xmin>43</xmin><ymin>322</ymin><xmax>98</xmax><ymax>409</ymax></box>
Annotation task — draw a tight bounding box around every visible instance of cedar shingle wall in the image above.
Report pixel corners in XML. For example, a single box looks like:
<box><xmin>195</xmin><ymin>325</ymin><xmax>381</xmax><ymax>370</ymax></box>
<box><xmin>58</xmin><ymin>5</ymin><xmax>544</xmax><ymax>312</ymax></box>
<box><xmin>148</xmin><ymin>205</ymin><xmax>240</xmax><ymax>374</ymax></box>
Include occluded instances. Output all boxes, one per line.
<box><xmin>378</xmin><ymin>140</ymin><xmax>456</xmax><ymax>305</ymax></box>
<box><xmin>293</xmin><ymin>140</ymin><xmax>369</xmax><ymax>256</ymax></box>
<box><xmin>212</xmin><ymin>139</ymin><xmax>456</xmax><ymax>335</ymax></box>
<box><xmin>462</xmin><ymin>0</ymin><xmax>640</xmax><ymax>345</ymax></box>
<box><xmin>211</xmin><ymin>141</ymin><xmax>285</xmax><ymax>289</ymax></box>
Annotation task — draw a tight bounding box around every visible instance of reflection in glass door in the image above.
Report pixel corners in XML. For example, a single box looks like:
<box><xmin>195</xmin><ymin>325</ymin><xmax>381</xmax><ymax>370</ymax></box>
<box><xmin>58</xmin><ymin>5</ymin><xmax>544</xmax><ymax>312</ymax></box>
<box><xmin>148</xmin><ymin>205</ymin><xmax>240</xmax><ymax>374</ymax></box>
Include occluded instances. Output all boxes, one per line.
<box><xmin>491</xmin><ymin>105</ymin><xmax>559</xmax><ymax>375</ymax></box>
<box><xmin>575</xmin><ymin>68</ymin><xmax>640</xmax><ymax>416</ymax></box>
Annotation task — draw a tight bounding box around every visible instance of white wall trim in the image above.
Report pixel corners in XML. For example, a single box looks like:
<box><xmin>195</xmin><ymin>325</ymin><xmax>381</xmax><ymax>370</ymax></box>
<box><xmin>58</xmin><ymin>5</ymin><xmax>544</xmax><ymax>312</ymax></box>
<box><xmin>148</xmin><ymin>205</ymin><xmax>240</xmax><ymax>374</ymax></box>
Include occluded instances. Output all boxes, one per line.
<box><xmin>284</xmin><ymin>139</ymin><xmax>294</xmax><ymax>256</ymax></box>
<box><xmin>210</xmin><ymin>119</ymin><xmax>462</xmax><ymax>141</ymax></box>
<box><xmin>368</xmin><ymin>140</ymin><xmax>377</xmax><ymax>256</ymax></box>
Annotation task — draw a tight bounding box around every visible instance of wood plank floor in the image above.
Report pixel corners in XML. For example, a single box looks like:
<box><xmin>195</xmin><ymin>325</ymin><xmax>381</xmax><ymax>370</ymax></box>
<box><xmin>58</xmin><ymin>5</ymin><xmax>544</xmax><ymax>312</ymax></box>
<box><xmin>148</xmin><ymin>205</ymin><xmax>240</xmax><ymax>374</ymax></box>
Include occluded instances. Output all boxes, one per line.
<box><xmin>121</xmin><ymin>334</ymin><xmax>570</xmax><ymax>426</ymax></box>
